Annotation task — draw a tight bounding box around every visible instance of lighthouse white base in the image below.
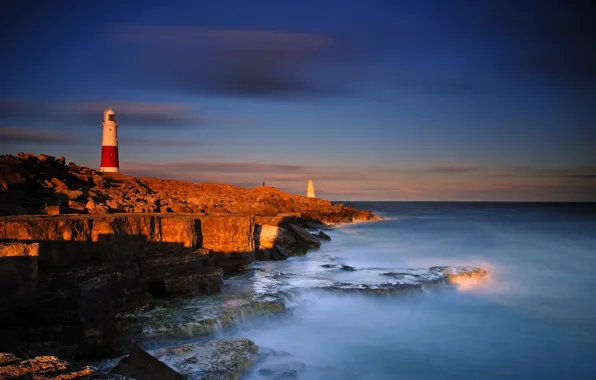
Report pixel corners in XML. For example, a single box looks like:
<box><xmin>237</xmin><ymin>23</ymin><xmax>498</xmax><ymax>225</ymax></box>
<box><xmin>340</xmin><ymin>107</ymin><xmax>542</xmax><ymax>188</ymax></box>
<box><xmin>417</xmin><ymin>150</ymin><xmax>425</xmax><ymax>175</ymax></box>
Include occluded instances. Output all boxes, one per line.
<box><xmin>100</xmin><ymin>167</ymin><xmax>119</xmax><ymax>173</ymax></box>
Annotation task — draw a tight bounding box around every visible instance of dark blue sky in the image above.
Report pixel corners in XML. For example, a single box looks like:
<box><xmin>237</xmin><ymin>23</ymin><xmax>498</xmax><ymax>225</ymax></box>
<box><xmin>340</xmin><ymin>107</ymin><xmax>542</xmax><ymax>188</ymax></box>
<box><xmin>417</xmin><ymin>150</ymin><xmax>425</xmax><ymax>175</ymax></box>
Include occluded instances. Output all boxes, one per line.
<box><xmin>1</xmin><ymin>0</ymin><xmax>595</xmax><ymax>200</ymax></box>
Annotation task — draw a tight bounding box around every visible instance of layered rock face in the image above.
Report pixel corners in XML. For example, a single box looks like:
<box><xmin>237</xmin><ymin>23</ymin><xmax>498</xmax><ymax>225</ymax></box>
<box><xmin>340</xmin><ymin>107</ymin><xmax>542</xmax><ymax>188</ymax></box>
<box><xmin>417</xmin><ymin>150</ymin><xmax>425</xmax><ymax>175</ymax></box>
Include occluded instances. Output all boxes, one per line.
<box><xmin>0</xmin><ymin>153</ymin><xmax>378</xmax><ymax>223</ymax></box>
<box><xmin>0</xmin><ymin>214</ymin><xmax>262</xmax><ymax>358</ymax></box>
<box><xmin>0</xmin><ymin>211</ymin><xmax>340</xmax><ymax>359</ymax></box>
<box><xmin>0</xmin><ymin>152</ymin><xmax>379</xmax><ymax>361</ymax></box>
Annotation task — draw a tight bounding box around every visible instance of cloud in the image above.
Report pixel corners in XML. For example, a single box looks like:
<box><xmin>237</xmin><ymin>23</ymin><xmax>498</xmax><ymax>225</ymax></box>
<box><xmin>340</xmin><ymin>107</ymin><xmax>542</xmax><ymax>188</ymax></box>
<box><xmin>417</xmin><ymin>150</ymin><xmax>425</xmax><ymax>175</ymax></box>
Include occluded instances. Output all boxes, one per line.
<box><xmin>383</xmin><ymin>164</ymin><xmax>480</xmax><ymax>174</ymax></box>
<box><xmin>119</xmin><ymin>137</ymin><xmax>205</xmax><ymax>147</ymax></box>
<box><xmin>0</xmin><ymin>99</ymin><xmax>205</xmax><ymax>128</ymax></box>
<box><xmin>107</xmin><ymin>25</ymin><xmax>338</xmax><ymax>98</ymax></box>
<box><xmin>0</xmin><ymin>126</ymin><xmax>86</xmax><ymax>145</ymax></box>
<box><xmin>122</xmin><ymin>160</ymin><xmax>381</xmax><ymax>186</ymax></box>
<box><xmin>0</xmin><ymin>125</ymin><xmax>205</xmax><ymax>147</ymax></box>
<box><xmin>64</xmin><ymin>101</ymin><xmax>204</xmax><ymax>127</ymax></box>
<box><xmin>429</xmin><ymin>164</ymin><xmax>479</xmax><ymax>173</ymax></box>
<box><xmin>125</xmin><ymin>161</ymin><xmax>310</xmax><ymax>178</ymax></box>
<box><xmin>0</xmin><ymin>98</ymin><xmax>257</xmax><ymax>130</ymax></box>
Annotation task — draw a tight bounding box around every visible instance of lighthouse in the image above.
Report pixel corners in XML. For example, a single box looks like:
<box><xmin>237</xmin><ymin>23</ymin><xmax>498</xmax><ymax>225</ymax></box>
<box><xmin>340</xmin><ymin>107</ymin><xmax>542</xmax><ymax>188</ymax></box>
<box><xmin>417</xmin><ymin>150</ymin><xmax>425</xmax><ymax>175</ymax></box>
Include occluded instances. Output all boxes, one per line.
<box><xmin>100</xmin><ymin>107</ymin><xmax>119</xmax><ymax>173</ymax></box>
<box><xmin>306</xmin><ymin>180</ymin><xmax>316</xmax><ymax>198</ymax></box>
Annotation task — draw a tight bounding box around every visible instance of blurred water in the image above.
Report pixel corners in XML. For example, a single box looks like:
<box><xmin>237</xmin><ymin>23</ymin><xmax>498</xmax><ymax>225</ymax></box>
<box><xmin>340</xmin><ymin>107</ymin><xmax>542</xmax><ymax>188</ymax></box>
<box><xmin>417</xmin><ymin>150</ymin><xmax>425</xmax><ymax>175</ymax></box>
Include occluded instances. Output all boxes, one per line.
<box><xmin>228</xmin><ymin>202</ymin><xmax>596</xmax><ymax>379</ymax></box>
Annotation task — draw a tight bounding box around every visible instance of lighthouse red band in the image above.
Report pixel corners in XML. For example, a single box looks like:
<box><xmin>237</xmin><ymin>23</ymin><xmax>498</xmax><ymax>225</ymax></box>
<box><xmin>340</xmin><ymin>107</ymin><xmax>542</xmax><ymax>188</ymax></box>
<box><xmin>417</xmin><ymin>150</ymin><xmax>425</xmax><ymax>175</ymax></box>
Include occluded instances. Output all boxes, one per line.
<box><xmin>100</xmin><ymin>107</ymin><xmax>119</xmax><ymax>173</ymax></box>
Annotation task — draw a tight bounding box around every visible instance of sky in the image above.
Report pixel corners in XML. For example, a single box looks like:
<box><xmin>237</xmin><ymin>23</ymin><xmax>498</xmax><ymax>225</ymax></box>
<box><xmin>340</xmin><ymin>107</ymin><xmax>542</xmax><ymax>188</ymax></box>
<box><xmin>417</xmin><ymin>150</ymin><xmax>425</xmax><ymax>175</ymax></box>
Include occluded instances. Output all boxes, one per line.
<box><xmin>1</xmin><ymin>0</ymin><xmax>595</xmax><ymax>201</ymax></box>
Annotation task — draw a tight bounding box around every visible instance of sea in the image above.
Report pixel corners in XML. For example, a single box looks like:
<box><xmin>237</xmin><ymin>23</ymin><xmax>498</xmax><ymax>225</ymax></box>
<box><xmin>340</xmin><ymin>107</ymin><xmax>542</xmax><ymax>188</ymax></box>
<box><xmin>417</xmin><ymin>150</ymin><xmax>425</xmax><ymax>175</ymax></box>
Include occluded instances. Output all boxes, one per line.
<box><xmin>222</xmin><ymin>202</ymin><xmax>596</xmax><ymax>379</ymax></box>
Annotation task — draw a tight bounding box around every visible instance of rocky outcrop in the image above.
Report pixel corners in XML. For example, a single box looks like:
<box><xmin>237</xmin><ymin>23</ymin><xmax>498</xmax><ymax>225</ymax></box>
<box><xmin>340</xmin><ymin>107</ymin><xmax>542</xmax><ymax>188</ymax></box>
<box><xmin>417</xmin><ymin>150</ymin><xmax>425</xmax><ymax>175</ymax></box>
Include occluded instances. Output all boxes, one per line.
<box><xmin>0</xmin><ymin>153</ymin><xmax>379</xmax><ymax>225</ymax></box>
<box><xmin>0</xmin><ymin>152</ymin><xmax>379</xmax><ymax>361</ymax></box>
<box><xmin>150</xmin><ymin>339</ymin><xmax>259</xmax><ymax>380</ymax></box>
<box><xmin>0</xmin><ymin>212</ymin><xmax>330</xmax><ymax>359</ymax></box>
<box><xmin>0</xmin><ymin>353</ymin><xmax>124</xmax><ymax>379</ymax></box>
<box><xmin>0</xmin><ymin>214</ymin><xmax>249</xmax><ymax>359</ymax></box>
<box><xmin>111</xmin><ymin>345</ymin><xmax>183</xmax><ymax>380</ymax></box>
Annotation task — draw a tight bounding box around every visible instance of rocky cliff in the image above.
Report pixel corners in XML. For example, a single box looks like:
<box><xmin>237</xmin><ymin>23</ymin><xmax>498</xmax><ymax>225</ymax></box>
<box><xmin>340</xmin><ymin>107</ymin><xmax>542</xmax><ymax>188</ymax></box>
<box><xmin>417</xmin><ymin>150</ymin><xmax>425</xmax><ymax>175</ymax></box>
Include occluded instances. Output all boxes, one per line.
<box><xmin>0</xmin><ymin>152</ymin><xmax>377</xmax><ymax>223</ymax></box>
<box><xmin>0</xmin><ymin>208</ymin><xmax>365</xmax><ymax>360</ymax></box>
<box><xmin>0</xmin><ymin>152</ymin><xmax>379</xmax><ymax>361</ymax></box>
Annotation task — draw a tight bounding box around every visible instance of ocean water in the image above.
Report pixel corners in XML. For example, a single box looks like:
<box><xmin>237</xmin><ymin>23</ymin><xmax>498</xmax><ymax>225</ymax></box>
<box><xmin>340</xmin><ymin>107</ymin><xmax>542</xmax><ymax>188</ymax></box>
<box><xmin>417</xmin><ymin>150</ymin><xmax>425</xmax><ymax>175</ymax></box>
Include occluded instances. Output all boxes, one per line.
<box><xmin>227</xmin><ymin>202</ymin><xmax>596</xmax><ymax>379</ymax></box>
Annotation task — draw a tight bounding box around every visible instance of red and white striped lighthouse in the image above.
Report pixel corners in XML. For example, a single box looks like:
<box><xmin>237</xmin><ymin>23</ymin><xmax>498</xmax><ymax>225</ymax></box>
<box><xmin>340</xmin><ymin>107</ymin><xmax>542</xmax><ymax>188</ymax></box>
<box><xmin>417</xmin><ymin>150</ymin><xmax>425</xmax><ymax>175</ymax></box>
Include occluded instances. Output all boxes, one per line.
<box><xmin>100</xmin><ymin>107</ymin><xmax>119</xmax><ymax>173</ymax></box>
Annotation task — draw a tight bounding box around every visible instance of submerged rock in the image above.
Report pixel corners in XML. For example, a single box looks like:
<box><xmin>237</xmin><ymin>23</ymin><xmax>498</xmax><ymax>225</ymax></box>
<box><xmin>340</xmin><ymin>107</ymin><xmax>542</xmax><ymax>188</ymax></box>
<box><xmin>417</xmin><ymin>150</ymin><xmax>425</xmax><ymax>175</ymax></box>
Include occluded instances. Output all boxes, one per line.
<box><xmin>429</xmin><ymin>266</ymin><xmax>488</xmax><ymax>288</ymax></box>
<box><xmin>257</xmin><ymin>361</ymin><xmax>307</xmax><ymax>379</ymax></box>
<box><xmin>141</xmin><ymin>297</ymin><xmax>286</xmax><ymax>340</ymax></box>
<box><xmin>313</xmin><ymin>230</ymin><xmax>331</xmax><ymax>241</ymax></box>
<box><xmin>150</xmin><ymin>338</ymin><xmax>259</xmax><ymax>380</ymax></box>
<box><xmin>321</xmin><ymin>264</ymin><xmax>356</xmax><ymax>271</ymax></box>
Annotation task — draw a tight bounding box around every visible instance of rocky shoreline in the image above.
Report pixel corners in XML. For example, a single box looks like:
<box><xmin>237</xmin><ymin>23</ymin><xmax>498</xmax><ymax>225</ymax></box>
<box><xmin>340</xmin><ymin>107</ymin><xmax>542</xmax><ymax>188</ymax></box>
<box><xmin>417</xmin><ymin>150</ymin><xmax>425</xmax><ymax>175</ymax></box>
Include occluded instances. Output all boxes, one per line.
<box><xmin>0</xmin><ymin>152</ymin><xmax>488</xmax><ymax>379</ymax></box>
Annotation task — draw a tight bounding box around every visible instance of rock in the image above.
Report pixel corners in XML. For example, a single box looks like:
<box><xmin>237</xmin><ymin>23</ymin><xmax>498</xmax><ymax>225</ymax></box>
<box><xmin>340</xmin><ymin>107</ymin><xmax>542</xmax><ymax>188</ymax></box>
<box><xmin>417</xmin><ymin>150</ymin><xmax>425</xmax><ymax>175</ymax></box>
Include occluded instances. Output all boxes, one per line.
<box><xmin>257</xmin><ymin>224</ymin><xmax>296</xmax><ymax>252</ymax></box>
<box><xmin>150</xmin><ymin>338</ymin><xmax>259</xmax><ymax>380</ymax></box>
<box><xmin>38</xmin><ymin>154</ymin><xmax>55</xmax><ymax>163</ymax></box>
<box><xmin>0</xmin><ymin>353</ymin><xmax>123</xmax><ymax>379</ymax></box>
<box><xmin>51</xmin><ymin>177</ymin><xmax>67</xmax><ymax>188</ymax></box>
<box><xmin>162</xmin><ymin>266</ymin><xmax>223</xmax><ymax>297</ymax></box>
<box><xmin>271</xmin><ymin>245</ymin><xmax>289</xmax><ymax>261</ymax></box>
<box><xmin>160</xmin><ymin>206</ymin><xmax>172</xmax><ymax>213</ymax></box>
<box><xmin>257</xmin><ymin>361</ymin><xmax>307</xmax><ymax>379</ymax></box>
<box><xmin>0</xmin><ymin>214</ymin><xmax>260</xmax><ymax>357</ymax></box>
<box><xmin>89</xmin><ymin>204</ymin><xmax>109</xmax><ymax>214</ymax></box>
<box><xmin>111</xmin><ymin>344</ymin><xmax>183</xmax><ymax>380</ymax></box>
<box><xmin>314</xmin><ymin>230</ymin><xmax>331</xmax><ymax>241</ymax></box>
<box><xmin>68</xmin><ymin>200</ymin><xmax>86</xmax><ymax>213</ymax></box>
<box><xmin>429</xmin><ymin>266</ymin><xmax>489</xmax><ymax>287</ymax></box>
<box><xmin>286</xmin><ymin>223</ymin><xmax>321</xmax><ymax>252</ymax></box>
<box><xmin>321</xmin><ymin>264</ymin><xmax>356</xmax><ymax>271</ymax></box>
<box><xmin>170</xmin><ymin>202</ymin><xmax>192</xmax><ymax>213</ymax></box>
<box><xmin>72</xmin><ymin>172</ymin><xmax>91</xmax><ymax>183</ymax></box>
<box><xmin>93</xmin><ymin>174</ymin><xmax>106</xmax><ymax>188</ymax></box>
<box><xmin>56</xmin><ymin>188</ymin><xmax>83</xmax><ymax>200</ymax></box>
<box><xmin>42</xmin><ymin>204</ymin><xmax>61</xmax><ymax>215</ymax></box>
<box><xmin>85</xmin><ymin>199</ymin><xmax>96</xmax><ymax>210</ymax></box>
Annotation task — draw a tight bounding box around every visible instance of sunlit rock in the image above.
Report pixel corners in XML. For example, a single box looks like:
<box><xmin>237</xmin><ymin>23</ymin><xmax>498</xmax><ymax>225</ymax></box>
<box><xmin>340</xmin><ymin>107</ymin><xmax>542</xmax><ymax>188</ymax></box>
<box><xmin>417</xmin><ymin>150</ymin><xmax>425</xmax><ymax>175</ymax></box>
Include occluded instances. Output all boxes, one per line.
<box><xmin>429</xmin><ymin>266</ymin><xmax>489</xmax><ymax>289</ymax></box>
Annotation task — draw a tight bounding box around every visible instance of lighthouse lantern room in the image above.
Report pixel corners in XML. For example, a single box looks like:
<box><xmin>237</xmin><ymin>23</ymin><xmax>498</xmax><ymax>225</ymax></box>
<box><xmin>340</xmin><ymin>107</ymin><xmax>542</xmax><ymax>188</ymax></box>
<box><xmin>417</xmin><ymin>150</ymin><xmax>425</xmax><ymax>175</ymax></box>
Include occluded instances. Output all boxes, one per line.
<box><xmin>100</xmin><ymin>107</ymin><xmax>119</xmax><ymax>173</ymax></box>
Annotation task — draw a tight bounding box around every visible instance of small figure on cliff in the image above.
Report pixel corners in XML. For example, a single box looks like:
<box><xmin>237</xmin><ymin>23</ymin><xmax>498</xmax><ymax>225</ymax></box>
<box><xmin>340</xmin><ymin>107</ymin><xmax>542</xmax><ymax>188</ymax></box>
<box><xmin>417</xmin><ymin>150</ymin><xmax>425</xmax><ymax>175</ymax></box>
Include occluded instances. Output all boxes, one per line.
<box><xmin>263</xmin><ymin>181</ymin><xmax>265</xmax><ymax>187</ymax></box>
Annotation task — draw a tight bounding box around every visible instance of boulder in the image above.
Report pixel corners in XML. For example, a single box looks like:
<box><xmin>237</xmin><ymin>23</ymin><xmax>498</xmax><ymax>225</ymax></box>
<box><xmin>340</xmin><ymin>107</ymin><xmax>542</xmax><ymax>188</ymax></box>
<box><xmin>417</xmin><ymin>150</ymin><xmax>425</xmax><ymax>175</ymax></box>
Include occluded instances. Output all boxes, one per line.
<box><xmin>85</xmin><ymin>199</ymin><xmax>96</xmax><ymax>210</ymax></box>
<box><xmin>42</xmin><ymin>204</ymin><xmax>61</xmax><ymax>215</ymax></box>
<box><xmin>56</xmin><ymin>188</ymin><xmax>83</xmax><ymax>200</ymax></box>
<box><xmin>93</xmin><ymin>174</ymin><xmax>106</xmax><ymax>188</ymax></box>
<box><xmin>314</xmin><ymin>230</ymin><xmax>331</xmax><ymax>241</ymax></box>
<box><xmin>38</xmin><ymin>154</ymin><xmax>55</xmax><ymax>163</ymax></box>
<box><xmin>111</xmin><ymin>345</ymin><xmax>183</xmax><ymax>380</ymax></box>
<box><xmin>51</xmin><ymin>177</ymin><xmax>67</xmax><ymax>188</ymax></box>
<box><xmin>286</xmin><ymin>223</ymin><xmax>321</xmax><ymax>253</ymax></box>
<box><xmin>271</xmin><ymin>245</ymin><xmax>289</xmax><ymax>261</ymax></box>
<box><xmin>150</xmin><ymin>338</ymin><xmax>259</xmax><ymax>380</ymax></box>
<box><xmin>68</xmin><ymin>200</ymin><xmax>86</xmax><ymax>213</ymax></box>
<box><xmin>257</xmin><ymin>361</ymin><xmax>307</xmax><ymax>379</ymax></box>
